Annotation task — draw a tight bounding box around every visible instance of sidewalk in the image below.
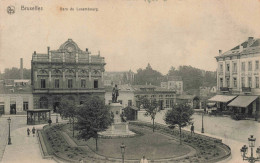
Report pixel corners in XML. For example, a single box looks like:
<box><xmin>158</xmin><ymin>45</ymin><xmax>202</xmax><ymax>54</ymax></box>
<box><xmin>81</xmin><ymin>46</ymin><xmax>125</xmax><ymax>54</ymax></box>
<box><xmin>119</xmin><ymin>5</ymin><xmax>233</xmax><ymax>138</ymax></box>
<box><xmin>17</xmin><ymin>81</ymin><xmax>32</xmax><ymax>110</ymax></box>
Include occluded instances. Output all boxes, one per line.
<box><xmin>1</xmin><ymin>125</ymin><xmax>56</xmax><ymax>163</ymax></box>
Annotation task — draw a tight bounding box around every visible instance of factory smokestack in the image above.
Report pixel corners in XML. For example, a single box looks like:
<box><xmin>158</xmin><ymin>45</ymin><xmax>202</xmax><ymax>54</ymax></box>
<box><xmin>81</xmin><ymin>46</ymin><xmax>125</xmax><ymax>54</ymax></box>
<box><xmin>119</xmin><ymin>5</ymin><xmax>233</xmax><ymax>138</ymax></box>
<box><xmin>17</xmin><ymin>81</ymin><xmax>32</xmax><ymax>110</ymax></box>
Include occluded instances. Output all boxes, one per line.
<box><xmin>20</xmin><ymin>58</ymin><xmax>23</xmax><ymax>79</ymax></box>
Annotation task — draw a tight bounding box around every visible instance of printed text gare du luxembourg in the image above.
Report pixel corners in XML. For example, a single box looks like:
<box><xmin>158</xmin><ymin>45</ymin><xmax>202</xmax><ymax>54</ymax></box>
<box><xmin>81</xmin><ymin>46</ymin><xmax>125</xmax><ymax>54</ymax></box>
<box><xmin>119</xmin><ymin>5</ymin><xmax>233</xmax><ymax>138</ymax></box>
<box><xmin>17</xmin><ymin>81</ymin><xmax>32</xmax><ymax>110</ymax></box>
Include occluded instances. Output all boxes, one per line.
<box><xmin>20</xmin><ymin>5</ymin><xmax>98</xmax><ymax>12</ymax></box>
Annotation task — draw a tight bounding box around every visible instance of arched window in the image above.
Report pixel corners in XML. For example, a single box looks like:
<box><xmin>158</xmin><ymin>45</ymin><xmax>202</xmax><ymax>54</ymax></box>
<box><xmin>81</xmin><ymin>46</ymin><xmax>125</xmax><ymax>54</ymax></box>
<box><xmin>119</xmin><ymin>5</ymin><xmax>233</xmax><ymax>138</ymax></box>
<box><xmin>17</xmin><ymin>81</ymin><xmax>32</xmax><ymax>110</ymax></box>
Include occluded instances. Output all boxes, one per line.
<box><xmin>39</xmin><ymin>97</ymin><xmax>48</xmax><ymax>109</ymax></box>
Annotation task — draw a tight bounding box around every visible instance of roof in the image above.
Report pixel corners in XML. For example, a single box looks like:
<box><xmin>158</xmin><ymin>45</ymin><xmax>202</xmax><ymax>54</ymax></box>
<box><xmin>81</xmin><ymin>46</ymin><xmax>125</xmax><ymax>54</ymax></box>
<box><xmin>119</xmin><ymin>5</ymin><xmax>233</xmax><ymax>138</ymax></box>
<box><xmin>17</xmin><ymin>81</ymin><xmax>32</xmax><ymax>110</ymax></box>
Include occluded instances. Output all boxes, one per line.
<box><xmin>0</xmin><ymin>81</ymin><xmax>32</xmax><ymax>94</ymax></box>
<box><xmin>177</xmin><ymin>95</ymin><xmax>199</xmax><ymax>100</ymax></box>
<box><xmin>27</xmin><ymin>109</ymin><xmax>51</xmax><ymax>112</ymax></box>
<box><xmin>216</xmin><ymin>38</ymin><xmax>260</xmax><ymax>58</ymax></box>
<box><xmin>105</xmin><ymin>84</ymin><xmax>134</xmax><ymax>92</ymax></box>
<box><xmin>208</xmin><ymin>95</ymin><xmax>237</xmax><ymax>103</ymax></box>
<box><xmin>227</xmin><ymin>96</ymin><xmax>258</xmax><ymax>108</ymax></box>
<box><xmin>132</xmin><ymin>85</ymin><xmax>175</xmax><ymax>93</ymax></box>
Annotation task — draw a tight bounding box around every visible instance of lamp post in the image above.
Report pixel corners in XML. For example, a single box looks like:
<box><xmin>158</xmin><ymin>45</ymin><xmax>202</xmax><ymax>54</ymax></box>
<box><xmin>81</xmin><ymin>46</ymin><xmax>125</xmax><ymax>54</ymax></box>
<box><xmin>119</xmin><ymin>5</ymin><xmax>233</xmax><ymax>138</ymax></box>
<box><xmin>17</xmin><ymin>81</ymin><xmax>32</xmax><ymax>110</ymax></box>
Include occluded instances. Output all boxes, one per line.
<box><xmin>7</xmin><ymin>117</ymin><xmax>11</xmax><ymax>145</ymax></box>
<box><xmin>240</xmin><ymin>135</ymin><xmax>260</xmax><ymax>163</ymax></box>
<box><xmin>120</xmin><ymin>143</ymin><xmax>126</xmax><ymax>163</ymax></box>
<box><xmin>201</xmin><ymin>112</ymin><xmax>204</xmax><ymax>133</ymax></box>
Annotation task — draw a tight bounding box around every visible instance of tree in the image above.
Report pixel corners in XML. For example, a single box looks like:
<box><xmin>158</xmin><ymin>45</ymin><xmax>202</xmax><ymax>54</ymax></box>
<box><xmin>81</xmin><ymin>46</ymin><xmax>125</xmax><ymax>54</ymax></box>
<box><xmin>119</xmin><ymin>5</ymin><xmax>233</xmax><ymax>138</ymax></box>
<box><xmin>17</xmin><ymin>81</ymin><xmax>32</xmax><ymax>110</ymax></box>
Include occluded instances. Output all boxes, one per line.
<box><xmin>164</xmin><ymin>103</ymin><xmax>194</xmax><ymax>145</ymax></box>
<box><xmin>76</xmin><ymin>96</ymin><xmax>112</xmax><ymax>151</ymax></box>
<box><xmin>59</xmin><ymin>98</ymin><xmax>78</xmax><ymax>137</ymax></box>
<box><xmin>141</xmin><ymin>97</ymin><xmax>159</xmax><ymax>132</ymax></box>
<box><xmin>134</xmin><ymin>63</ymin><xmax>163</xmax><ymax>86</ymax></box>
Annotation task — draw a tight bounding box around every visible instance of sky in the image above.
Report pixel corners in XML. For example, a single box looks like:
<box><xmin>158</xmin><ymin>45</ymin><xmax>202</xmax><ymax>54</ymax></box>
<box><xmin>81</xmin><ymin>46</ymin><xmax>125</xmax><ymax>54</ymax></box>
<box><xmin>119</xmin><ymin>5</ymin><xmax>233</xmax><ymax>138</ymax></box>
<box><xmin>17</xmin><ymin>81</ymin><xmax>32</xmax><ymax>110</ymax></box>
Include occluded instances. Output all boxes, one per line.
<box><xmin>0</xmin><ymin>0</ymin><xmax>260</xmax><ymax>75</ymax></box>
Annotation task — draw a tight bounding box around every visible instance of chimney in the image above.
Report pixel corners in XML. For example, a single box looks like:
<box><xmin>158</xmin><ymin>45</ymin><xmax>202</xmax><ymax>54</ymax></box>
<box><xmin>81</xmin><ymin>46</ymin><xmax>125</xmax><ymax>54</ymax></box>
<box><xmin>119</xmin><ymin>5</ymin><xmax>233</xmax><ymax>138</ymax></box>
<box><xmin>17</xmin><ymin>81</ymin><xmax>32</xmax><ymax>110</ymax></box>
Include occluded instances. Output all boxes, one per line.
<box><xmin>248</xmin><ymin>37</ymin><xmax>254</xmax><ymax>47</ymax></box>
<box><xmin>86</xmin><ymin>48</ymin><xmax>88</xmax><ymax>52</ymax></box>
<box><xmin>20</xmin><ymin>58</ymin><xmax>23</xmax><ymax>79</ymax></box>
<box><xmin>47</xmin><ymin>46</ymin><xmax>50</xmax><ymax>55</ymax></box>
<box><xmin>239</xmin><ymin>45</ymin><xmax>243</xmax><ymax>52</ymax></box>
<box><xmin>219</xmin><ymin>50</ymin><xmax>222</xmax><ymax>55</ymax></box>
<box><xmin>34</xmin><ymin>51</ymin><xmax>36</xmax><ymax>55</ymax></box>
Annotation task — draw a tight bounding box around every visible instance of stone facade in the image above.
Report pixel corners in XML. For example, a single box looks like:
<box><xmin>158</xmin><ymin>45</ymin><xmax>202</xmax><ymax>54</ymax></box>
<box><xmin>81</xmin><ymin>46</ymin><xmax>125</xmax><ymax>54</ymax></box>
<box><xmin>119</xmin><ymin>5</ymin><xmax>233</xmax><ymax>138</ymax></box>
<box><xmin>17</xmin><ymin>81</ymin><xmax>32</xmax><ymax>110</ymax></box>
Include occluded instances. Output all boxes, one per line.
<box><xmin>31</xmin><ymin>39</ymin><xmax>106</xmax><ymax>111</ymax></box>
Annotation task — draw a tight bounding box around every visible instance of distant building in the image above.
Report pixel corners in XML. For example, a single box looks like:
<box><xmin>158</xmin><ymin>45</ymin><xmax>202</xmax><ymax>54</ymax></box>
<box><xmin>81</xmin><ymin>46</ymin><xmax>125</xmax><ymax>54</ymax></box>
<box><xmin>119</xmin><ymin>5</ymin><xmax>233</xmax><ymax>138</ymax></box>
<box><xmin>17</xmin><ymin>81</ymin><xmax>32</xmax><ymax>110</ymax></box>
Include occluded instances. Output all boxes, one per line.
<box><xmin>105</xmin><ymin>84</ymin><xmax>176</xmax><ymax>110</ymax></box>
<box><xmin>31</xmin><ymin>39</ymin><xmax>106</xmax><ymax>112</ymax></box>
<box><xmin>133</xmin><ymin>85</ymin><xmax>176</xmax><ymax>109</ymax></box>
<box><xmin>160</xmin><ymin>76</ymin><xmax>183</xmax><ymax>94</ymax></box>
<box><xmin>0</xmin><ymin>79</ymin><xmax>33</xmax><ymax>115</ymax></box>
<box><xmin>176</xmin><ymin>94</ymin><xmax>200</xmax><ymax>109</ymax></box>
<box><xmin>211</xmin><ymin>37</ymin><xmax>260</xmax><ymax>117</ymax></box>
<box><xmin>105</xmin><ymin>84</ymin><xmax>135</xmax><ymax>108</ymax></box>
<box><xmin>104</xmin><ymin>70</ymin><xmax>135</xmax><ymax>86</ymax></box>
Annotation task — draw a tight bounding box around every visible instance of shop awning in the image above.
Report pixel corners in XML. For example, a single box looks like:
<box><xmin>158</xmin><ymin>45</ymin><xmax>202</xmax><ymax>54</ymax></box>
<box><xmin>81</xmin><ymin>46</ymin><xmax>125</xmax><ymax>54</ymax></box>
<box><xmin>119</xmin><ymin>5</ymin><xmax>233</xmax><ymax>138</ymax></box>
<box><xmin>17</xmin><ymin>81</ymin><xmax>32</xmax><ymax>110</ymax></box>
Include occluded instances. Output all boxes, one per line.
<box><xmin>227</xmin><ymin>96</ymin><xmax>258</xmax><ymax>108</ymax></box>
<box><xmin>208</xmin><ymin>95</ymin><xmax>237</xmax><ymax>103</ymax></box>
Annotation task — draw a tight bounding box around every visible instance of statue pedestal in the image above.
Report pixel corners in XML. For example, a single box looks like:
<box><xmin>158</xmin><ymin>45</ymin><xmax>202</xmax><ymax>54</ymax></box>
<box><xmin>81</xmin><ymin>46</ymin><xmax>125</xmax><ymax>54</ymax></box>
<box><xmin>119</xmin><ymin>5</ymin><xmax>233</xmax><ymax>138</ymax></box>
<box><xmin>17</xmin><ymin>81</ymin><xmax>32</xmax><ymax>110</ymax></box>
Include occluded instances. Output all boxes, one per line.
<box><xmin>99</xmin><ymin>103</ymin><xmax>135</xmax><ymax>137</ymax></box>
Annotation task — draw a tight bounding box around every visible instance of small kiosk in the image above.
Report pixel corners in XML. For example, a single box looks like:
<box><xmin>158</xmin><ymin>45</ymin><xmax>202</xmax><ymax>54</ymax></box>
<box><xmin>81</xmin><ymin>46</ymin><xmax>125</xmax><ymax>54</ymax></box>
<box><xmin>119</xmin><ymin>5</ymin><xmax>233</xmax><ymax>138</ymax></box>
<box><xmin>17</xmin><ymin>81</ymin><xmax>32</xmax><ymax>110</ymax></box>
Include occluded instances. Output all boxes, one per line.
<box><xmin>27</xmin><ymin>109</ymin><xmax>51</xmax><ymax>125</ymax></box>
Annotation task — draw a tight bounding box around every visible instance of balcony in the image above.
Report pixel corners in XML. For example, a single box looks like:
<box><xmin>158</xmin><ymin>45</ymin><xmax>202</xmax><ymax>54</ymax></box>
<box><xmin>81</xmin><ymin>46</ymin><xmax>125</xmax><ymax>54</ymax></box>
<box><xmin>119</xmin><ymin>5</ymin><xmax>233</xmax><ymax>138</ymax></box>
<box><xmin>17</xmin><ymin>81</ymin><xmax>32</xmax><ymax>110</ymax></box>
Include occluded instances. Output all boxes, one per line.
<box><xmin>220</xmin><ymin>87</ymin><xmax>230</xmax><ymax>92</ymax></box>
<box><xmin>242</xmin><ymin>87</ymin><xmax>251</xmax><ymax>93</ymax></box>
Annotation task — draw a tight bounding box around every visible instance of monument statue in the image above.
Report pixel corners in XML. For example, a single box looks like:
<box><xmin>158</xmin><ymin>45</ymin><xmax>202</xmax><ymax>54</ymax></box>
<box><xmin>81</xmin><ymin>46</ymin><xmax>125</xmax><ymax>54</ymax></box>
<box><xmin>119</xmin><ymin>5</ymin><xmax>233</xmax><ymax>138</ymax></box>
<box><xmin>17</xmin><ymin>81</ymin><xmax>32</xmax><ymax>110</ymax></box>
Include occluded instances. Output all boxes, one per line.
<box><xmin>112</xmin><ymin>84</ymin><xmax>119</xmax><ymax>103</ymax></box>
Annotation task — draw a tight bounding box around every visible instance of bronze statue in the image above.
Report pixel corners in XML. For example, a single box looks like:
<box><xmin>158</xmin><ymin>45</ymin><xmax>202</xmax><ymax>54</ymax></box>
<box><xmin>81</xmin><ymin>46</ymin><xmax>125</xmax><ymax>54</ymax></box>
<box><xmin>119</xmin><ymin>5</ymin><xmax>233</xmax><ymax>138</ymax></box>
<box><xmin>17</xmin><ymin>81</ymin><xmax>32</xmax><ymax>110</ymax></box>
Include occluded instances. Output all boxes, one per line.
<box><xmin>112</xmin><ymin>84</ymin><xmax>119</xmax><ymax>103</ymax></box>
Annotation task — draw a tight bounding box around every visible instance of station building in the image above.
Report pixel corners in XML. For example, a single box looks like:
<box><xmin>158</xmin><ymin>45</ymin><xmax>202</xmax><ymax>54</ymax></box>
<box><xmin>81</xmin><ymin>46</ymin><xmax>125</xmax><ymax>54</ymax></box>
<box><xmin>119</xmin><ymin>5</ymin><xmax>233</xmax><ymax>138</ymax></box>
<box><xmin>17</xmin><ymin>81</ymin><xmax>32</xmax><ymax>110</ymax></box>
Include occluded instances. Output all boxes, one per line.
<box><xmin>31</xmin><ymin>39</ymin><xmax>106</xmax><ymax>112</ymax></box>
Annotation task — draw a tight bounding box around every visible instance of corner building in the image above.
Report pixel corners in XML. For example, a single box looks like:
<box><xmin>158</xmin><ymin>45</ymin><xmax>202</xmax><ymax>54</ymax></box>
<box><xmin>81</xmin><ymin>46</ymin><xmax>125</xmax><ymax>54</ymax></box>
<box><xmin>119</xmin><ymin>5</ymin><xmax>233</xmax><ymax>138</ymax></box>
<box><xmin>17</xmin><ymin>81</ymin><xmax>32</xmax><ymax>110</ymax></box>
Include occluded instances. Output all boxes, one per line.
<box><xmin>31</xmin><ymin>39</ymin><xmax>105</xmax><ymax>111</ymax></box>
<box><xmin>213</xmin><ymin>37</ymin><xmax>260</xmax><ymax>117</ymax></box>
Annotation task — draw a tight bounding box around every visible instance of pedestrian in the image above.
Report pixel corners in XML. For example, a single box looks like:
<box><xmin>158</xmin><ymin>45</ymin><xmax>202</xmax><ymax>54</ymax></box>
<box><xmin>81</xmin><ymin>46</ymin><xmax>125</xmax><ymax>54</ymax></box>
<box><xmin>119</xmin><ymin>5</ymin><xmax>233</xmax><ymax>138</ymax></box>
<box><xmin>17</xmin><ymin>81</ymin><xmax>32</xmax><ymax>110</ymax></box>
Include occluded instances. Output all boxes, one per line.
<box><xmin>140</xmin><ymin>155</ymin><xmax>148</xmax><ymax>163</ymax></box>
<box><xmin>27</xmin><ymin>128</ymin><xmax>31</xmax><ymax>136</ymax></box>
<box><xmin>191</xmin><ymin>123</ymin><xmax>195</xmax><ymax>136</ymax></box>
<box><xmin>32</xmin><ymin>127</ymin><xmax>36</xmax><ymax>137</ymax></box>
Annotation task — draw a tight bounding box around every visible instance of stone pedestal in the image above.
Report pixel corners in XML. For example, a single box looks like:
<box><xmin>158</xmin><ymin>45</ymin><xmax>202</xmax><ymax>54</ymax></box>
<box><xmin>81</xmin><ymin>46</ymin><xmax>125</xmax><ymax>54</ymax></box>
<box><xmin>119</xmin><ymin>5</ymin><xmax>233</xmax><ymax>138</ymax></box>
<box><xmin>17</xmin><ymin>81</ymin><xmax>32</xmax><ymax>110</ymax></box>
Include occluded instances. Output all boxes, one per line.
<box><xmin>99</xmin><ymin>102</ymin><xmax>135</xmax><ymax>137</ymax></box>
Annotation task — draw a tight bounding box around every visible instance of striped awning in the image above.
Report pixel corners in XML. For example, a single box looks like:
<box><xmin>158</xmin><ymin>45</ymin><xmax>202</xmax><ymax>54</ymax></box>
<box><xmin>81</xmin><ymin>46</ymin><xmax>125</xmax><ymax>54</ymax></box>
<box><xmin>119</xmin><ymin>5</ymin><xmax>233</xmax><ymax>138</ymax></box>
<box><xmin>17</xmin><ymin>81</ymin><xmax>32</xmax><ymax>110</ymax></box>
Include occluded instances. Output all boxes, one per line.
<box><xmin>208</xmin><ymin>95</ymin><xmax>237</xmax><ymax>103</ymax></box>
<box><xmin>227</xmin><ymin>96</ymin><xmax>258</xmax><ymax>108</ymax></box>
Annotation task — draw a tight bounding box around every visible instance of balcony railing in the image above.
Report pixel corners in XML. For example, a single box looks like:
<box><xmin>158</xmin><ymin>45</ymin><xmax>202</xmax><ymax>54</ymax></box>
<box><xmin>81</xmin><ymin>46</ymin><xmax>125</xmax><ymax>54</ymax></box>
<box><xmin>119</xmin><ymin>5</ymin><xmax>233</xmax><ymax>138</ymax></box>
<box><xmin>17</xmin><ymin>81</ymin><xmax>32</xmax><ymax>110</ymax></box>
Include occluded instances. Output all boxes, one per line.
<box><xmin>242</xmin><ymin>87</ymin><xmax>251</xmax><ymax>93</ymax></box>
<box><xmin>220</xmin><ymin>87</ymin><xmax>229</xmax><ymax>92</ymax></box>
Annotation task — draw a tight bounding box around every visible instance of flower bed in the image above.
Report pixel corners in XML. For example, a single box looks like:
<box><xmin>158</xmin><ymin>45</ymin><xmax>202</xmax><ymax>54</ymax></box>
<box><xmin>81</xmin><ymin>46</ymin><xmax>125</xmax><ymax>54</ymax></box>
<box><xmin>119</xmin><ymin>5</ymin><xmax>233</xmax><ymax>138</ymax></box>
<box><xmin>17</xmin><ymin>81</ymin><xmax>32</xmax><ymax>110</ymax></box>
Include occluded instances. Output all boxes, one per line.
<box><xmin>129</xmin><ymin>121</ymin><xmax>231</xmax><ymax>162</ymax></box>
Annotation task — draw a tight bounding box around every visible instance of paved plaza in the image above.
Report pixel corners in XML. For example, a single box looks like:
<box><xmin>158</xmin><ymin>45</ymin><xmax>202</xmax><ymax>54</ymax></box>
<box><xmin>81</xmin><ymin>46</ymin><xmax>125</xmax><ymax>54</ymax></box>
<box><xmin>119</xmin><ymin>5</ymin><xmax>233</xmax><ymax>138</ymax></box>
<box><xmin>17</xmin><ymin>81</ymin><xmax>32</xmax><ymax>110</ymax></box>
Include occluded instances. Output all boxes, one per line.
<box><xmin>0</xmin><ymin>112</ymin><xmax>259</xmax><ymax>163</ymax></box>
<box><xmin>0</xmin><ymin>115</ymin><xmax>62</xmax><ymax>163</ymax></box>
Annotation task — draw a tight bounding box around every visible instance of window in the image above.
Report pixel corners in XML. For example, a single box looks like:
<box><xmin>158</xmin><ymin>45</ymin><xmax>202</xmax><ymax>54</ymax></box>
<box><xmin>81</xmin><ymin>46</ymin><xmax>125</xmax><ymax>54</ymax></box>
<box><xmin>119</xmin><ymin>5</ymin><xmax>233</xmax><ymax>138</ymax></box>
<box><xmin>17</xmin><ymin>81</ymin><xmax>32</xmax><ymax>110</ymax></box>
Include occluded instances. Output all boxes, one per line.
<box><xmin>41</xmin><ymin>79</ymin><xmax>46</xmax><ymax>88</ymax></box>
<box><xmin>233</xmin><ymin>62</ymin><xmax>237</xmax><ymax>73</ymax></box>
<box><xmin>170</xmin><ymin>99</ymin><xmax>174</xmax><ymax>108</ymax></box>
<box><xmin>128</xmin><ymin>100</ymin><xmax>132</xmax><ymax>106</ymax></box>
<box><xmin>219</xmin><ymin>63</ymin><xmax>223</xmax><ymax>72</ymax></box>
<box><xmin>226</xmin><ymin>77</ymin><xmax>230</xmax><ymax>87</ymax></box>
<box><xmin>233</xmin><ymin>77</ymin><xmax>237</xmax><ymax>88</ymax></box>
<box><xmin>159</xmin><ymin>100</ymin><xmax>163</xmax><ymax>109</ymax></box>
<box><xmin>242</xmin><ymin>77</ymin><xmax>245</xmax><ymax>87</ymax></box>
<box><xmin>226</xmin><ymin>63</ymin><xmax>230</xmax><ymax>72</ymax></box>
<box><xmin>94</xmin><ymin>80</ymin><xmax>98</xmax><ymax>88</ymax></box>
<box><xmin>68</xmin><ymin>79</ymin><xmax>73</xmax><ymax>88</ymax></box>
<box><xmin>55</xmin><ymin>79</ymin><xmax>59</xmax><ymax>88</ymax></box>
<box><xmin>220</xmin><ymin>78</ymin><xmax>223</xmax><ymax>87</ymax></box>
<box><xmin>248</xmin><ymin>77</ymin><xmax>252</xmax><ymax>88</ymax></box>
<box><xmin>256</xmin><ymin>77</ymin><xmax>259</xmax><ymax>88</ymax></box>
<box><xmin>256</xmin><ymin>61</ymin><xmax>259</xmax><ymax>70</ymax></box>
<box><xmin>23</xmin><ymin>102</ymin><xmax>28</xmax><ymax>111</ymax></box>
<box><xmin>166</xmin><ymin>100</ymin><xmax>169</xmax><ymax>108</ymax></box>
<box><xmin>248</xmin><ymin>61</ymin><xmax>252</xmax><ymax>71</ymax></box>
<box><xmin>81</xmin><ymin>79</ymin><xmax>86</xmax><ymax>88</ymax></box>
<box><xmin>242</xmin><ymin>62</ymin><xmax>245</xmax><ymax>71</ymax></box>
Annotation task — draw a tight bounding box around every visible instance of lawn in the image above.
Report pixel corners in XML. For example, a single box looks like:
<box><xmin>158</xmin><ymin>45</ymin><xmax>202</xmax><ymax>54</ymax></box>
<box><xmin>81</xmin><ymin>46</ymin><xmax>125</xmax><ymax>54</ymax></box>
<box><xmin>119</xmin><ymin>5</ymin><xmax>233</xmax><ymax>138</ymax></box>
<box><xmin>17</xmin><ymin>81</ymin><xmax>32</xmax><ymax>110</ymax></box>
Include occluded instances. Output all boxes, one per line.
<box><xmin>66</xmin><ymin>125</ymin><xmax>192</xmax><ymax>160</ymax></box>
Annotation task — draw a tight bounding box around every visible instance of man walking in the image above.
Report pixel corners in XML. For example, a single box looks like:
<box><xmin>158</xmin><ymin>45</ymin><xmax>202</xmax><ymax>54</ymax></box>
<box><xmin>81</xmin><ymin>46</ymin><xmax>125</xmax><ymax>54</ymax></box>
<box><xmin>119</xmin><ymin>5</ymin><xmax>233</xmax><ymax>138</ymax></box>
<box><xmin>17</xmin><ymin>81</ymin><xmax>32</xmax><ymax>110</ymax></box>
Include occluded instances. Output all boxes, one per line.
<box><xmin>32</xmin><ymin>127</ymin><xmax>36</xmax><ymax>137</ymax></box>
<box><xmin>191</xmin><ymin>123</ymin><xmax>195</xmax><ymax>136</ymax></box>
<box><xmin>27</xmin><ymin>128</ymin><xmax>31</xmax><ymax>136</ymax></box>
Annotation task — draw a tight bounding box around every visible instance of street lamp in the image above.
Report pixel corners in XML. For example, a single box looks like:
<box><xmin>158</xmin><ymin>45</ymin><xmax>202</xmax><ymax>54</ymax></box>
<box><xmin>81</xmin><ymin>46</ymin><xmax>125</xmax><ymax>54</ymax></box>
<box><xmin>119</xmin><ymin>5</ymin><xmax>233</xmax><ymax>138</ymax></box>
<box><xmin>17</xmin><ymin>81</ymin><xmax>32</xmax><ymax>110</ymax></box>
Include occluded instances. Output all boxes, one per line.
<box><xmin>240</xmin><ymin>135</ymin><xmax>260</xmax><ymax>163</ymax></box>
<box><xmin>120</xmin><ymin>143</ymin><xmax>126</xmax><ymax>163</ymax></box>
<box><xmin>7</xmin><ymin>117</ymin><xmax>11</xmax><ymax>145</ymax></box>
<box><xmin>201</xmin><ymin>112</ymin><xmax>204</xmax><ymax>133</ymax></box>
